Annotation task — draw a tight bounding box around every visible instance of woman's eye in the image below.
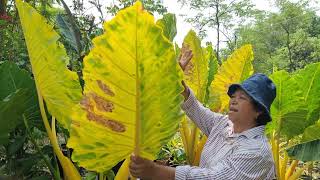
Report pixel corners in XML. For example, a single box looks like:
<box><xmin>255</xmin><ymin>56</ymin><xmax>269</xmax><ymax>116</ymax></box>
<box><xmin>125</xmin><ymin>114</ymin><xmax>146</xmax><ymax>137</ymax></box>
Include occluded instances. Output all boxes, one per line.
<box><xmin>240</xmin><ymin>96</ymin><xmax>247</xmax><ymax>100</ymax></box>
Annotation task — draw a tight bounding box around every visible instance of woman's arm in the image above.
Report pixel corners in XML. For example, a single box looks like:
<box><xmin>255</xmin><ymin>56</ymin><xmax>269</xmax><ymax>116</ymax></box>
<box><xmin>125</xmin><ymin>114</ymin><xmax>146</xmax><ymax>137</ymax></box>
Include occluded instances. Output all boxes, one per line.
<box><xmin>129</xmin><ymin>151</ymin><xmax>274</xmax><ymax>180</ymax></box>
<box><xmin>181</xmin><ymin>87</ymin><xmax>227</xmax><ymax>136</ymax></box>
<box><xmin>179</xmin><ymin>44</ymin><xmax>227</xmax><ymax>136</ymax></box>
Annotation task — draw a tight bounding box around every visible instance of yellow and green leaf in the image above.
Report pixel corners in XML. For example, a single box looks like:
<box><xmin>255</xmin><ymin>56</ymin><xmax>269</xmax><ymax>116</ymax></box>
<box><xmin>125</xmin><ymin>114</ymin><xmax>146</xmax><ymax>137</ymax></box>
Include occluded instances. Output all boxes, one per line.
<box><xmin>180</xmin><ymin>30</ymin><xmax>217</xmax><ymax>165</ymax></box>
<box><xmin>156</xmin><ymin>13</ymin><xmax>177</xmax><ymax>42</ymax></box>
<box><xmin>183</xmin><ymin>30</ymin><xmax>209</xmax><ymax>101</ymax></box>
<box><xmin>209</xmin><ymin>44</ymin><xmax>254</xmax><ymax>112</ymax></box>
<box><xmin>67</xmin><ymin>1</ymin><xmax>184</xmax><ymax>172</ymax></box>
<box><xmin>16</xmin><ymin>0</ymin><xmax>82</xmax><ymax>130</ymax></box>
<box><xmin>16</xmin><ymin>0</ymin><xmax>83</xmax><ymax>179</ymax></box>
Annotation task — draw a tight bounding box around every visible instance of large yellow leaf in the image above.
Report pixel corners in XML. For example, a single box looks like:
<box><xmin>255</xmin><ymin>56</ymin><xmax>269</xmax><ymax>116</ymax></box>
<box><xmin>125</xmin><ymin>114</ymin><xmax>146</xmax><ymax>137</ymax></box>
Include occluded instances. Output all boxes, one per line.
<box><xmin>183</xmin><ymin>30</ymin><xmax>209</xmax><ymax>101</ymax></box>
<box><xmin>16</xmin><ymin>0</ymin><xmax>82</xmax><ymax>179</ymax></box>
<box><xmin>15</xmin><ymin>0</ymin><xmax>82</xmax><ymax>129</ymax></box>
<box><xmin>180</xmin><ymin>31</ymin><xmax>212</xmax><ymax>165</ymax></box>
<box><xmin>209</xmin><ymin>44</ymin><xmax>254</xmax><ymax>112</ymax></box>
<box><xmin>67</xmin><ymin>1</ymin><xmax>184</xmax><ymax>172</ymax></box>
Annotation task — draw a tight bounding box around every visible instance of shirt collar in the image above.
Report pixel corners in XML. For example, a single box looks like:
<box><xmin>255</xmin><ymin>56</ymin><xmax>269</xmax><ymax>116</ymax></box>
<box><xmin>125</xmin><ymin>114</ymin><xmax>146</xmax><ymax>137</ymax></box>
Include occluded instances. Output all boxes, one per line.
<box><xmin>237</xmin><ymin>125</ymin><xmax>265</xmax><ymax>138</ymax></box>
<box><xmin>227</xmin><ymin>121</ymin><xmax>265</xmax><ymax>139</ymax></box>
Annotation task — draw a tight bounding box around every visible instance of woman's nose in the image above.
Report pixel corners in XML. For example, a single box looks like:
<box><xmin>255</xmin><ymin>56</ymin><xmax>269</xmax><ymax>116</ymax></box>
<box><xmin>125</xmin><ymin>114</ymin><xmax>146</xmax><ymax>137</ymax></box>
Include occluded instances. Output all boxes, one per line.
<box><xmin>230</xmin><ymin>98</ymin><xmax>238</xmax><ymax>105</ymax></box>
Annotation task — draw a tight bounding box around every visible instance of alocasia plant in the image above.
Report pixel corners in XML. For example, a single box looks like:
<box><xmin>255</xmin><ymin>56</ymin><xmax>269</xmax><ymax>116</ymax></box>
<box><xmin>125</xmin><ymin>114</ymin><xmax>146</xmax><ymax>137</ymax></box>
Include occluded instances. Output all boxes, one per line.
<box><xmin>16</xmin><ymin>0</ymin><xmax>82</xmax><ymax>179</ymax></box>
<box><xmin>66</xmin><ymin>1</ymin><xmax>184</xmax><ymax>173</ymax></box>
<box><xmin>267</xmin><ymin>62</ymin><xmax>320</xmax><ymax>180</ymax></box>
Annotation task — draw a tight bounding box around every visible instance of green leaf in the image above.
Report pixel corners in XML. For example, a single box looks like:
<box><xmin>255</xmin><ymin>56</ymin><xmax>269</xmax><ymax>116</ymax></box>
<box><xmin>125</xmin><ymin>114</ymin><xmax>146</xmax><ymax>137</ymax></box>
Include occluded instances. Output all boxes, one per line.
<box><xmin>0</xmin><ymin>61</ymin><xmax>40</xmax><ymax>127</ymax></box>
<box><xmin>292</xmin><ymin>62</ymin><xmax>320</xmax><ymax>125</ymax></box>
<box><xmin>56</xmin><ymin>14</ymin><xmax>82</xmax><ymax>54</ymax></box>
<box><xmin>268</xmin><ymin>70</ymin><xmax>308</xmax><ymax>138</ymax></box>
<box><xmin>0</xmin><ymin>61</ymin><xmax>34</xmax><ymax>100</ymax></box>
<box><xmin>156</xmin><ymin>13</ymin><xmax>177</xmax><ymax>42</ymax></box>
<box><xmin>209</xmin><ymin>44</ymin><xmax>254</xmax><ymax>112</ymax></box>
<box><xmin>0</xmin><ymin>89</ymin><xmax>31</xmax><ymax>144</ymax></box>
<box><xmin>15</xmin><ymin>153</ymin><xmax>43</xmax><ymax>175</ymax></box>
<box><xmin>287</xmin><ymin>139</ymin><xmax>320</xmax><ymax>161</ymax></box>
<box><xmin>85</xmin><ymin>172</ymin><xmax>97</xmax><ymax>180</ymax></box>
<box><xmin>204</xmin><ymin>44</ymin><xmax>218</xmax><ymax>105</ymax></box>
<box><xmin>16</xmin><ymin>0</ymin><xmax>83</xmax><ymax>130</ymax></box>
<box><xmin>302</xmin><ymin>120</ymin><xmax>320</xmax><ymax>143</ymax></box>
<box><xmin>105</xmin><ymin>170</ymin><xmax>115</xmax><ymax>180</ymax></box>
<box><xmin>67</xmin><ymin>1</ymin><xmax>184</xmax><ymax>172</ymax></box>
<box><xmin>8</xmin><ymin>135</ymin><xmax>26</xmax><ymax>155</ymax></box>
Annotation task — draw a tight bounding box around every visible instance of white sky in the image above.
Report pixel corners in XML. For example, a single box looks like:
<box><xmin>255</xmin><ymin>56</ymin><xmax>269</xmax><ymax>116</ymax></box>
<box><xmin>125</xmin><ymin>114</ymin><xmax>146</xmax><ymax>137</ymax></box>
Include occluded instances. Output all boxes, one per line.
<box><xmin>161</xmin><ymin>0</ymin><xmax>274</xmax><ymax>46</ymax></box>
<box><xmin>63</xmin><ymin>0</ymin><xmax>319</xmax><ymax>47</ymax></box>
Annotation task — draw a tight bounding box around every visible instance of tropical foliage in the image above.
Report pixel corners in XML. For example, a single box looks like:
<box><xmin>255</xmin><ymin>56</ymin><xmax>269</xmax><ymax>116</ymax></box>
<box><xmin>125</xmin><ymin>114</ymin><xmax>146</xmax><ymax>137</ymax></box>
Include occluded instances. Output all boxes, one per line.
<box><xmin>0</xmin><ymin>0</ymin><xmax>319</xmax><ymax>179</ymax></box>
<box><xmin>15</xmin><ymin>0</ymin><xmax>184</xmax><ymax>178</ymax></box>
<box><xmin>267</xmin><ymin>62</ymin><xmax>320</xmax><ymax>180</ymax></box>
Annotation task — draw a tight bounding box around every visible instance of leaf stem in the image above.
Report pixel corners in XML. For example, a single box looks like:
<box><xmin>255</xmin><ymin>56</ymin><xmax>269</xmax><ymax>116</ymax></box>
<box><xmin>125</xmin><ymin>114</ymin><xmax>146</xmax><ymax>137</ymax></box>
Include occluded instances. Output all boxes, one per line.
<box><xmin>36</xmin><ymin>88</ymin><xmax>80</xmax><ymax>179</ymax></box>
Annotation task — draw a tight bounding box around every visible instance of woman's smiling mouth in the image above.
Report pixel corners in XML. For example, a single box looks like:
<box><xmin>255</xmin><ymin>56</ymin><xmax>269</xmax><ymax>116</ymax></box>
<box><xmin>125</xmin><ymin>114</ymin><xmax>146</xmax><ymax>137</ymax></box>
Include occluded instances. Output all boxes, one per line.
<box><xmin>229</xmin><ymin>107</ymin><xmax>238</xmax><ymax>112</ymax></box>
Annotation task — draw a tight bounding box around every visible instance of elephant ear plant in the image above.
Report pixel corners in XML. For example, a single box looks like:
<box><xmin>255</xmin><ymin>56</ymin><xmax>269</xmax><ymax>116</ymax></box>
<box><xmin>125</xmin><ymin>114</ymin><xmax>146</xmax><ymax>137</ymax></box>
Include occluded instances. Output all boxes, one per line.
<box><xmin>16</xmin><ymin>0</ymin><xmax>184</xmax><ymax>178</ymax></box>
<box><xmin>267</xmin><ymin>62</ymin><xmax>320</xmax><ymax>180</ymax></box>
<box><xmin>16</xmin><ymin>0</ymin><xmax>83</xmax><ymax>179</ymax></box>
<box><xmin>68</xmin><ymin>0</ymin><xmax>184</xmax><ymax>173</ymax></box>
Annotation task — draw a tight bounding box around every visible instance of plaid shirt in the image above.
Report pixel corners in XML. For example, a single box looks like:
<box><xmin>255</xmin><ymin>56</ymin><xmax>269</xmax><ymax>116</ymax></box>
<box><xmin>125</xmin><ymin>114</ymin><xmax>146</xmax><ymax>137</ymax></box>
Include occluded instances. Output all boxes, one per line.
<box><xmin>175</xmin><ymin>89</ymin><xmax>275</xmax><ymax>180</ymax></box>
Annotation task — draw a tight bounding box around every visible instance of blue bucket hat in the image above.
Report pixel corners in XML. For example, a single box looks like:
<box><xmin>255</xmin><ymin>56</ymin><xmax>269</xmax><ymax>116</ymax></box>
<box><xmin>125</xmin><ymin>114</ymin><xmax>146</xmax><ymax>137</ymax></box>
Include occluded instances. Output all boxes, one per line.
<box><xmin>227</xmin><ymin>73</ymin><xmax>276</xmax><ymax>121</ymax></box>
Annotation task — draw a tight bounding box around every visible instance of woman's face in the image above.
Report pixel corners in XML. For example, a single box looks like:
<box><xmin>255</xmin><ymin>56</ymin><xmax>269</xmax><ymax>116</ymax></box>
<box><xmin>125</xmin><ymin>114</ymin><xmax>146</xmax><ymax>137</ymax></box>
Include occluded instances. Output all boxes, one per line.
<box><xmin>228</xmin><ymin>89</ymin><xmax>260</xmax><ymax>125</ymax></box>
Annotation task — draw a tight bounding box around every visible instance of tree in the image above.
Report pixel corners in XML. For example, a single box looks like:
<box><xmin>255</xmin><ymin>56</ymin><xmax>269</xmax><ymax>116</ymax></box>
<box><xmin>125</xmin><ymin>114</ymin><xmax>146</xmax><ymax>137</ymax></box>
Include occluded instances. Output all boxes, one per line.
<box><xmin>0</xmin><ymin>0</ymin><xmax>62</xmax><ymax>69</ymax></box>
<box><xmin>106</xmin><ymin>0</ymin><xmax>167</xmax><ymax>16</ymax></box>
<box><xmin>235</xmin><ymin>0</ymin><xmax>320</xmax><ymax>73</ymax></box>
<box><xmin>274</xmin><ymin>0</ymin><xmax>315</xmax><ymax>71</ymax></box>
<box><xmin>179</xmin><ymin>0</ymin><xmax>256</xmax><ymax>64</ymax></box>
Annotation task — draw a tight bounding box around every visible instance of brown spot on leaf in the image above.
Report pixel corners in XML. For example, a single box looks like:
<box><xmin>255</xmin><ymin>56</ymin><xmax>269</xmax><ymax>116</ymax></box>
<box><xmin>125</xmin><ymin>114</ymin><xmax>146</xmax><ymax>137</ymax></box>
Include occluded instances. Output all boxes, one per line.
<box><xmin>80</xmin><ymin>95</ymin><xmax>94</xmax><ymax>111</ymax></box>
<box><xmin>97</xmin><ymin>80</ymin><xmax>115</xmax><ymax>96</ymax></box>
<box><xmin>86</xmin><ymin>112</ymin><xmax>125</xmax><ymax>132</ymax></box>
<box><xmin>91</xmin><ymin>94</ymin><xmax>114</xmax><ymax>112</ymax></box>
<box><xmin>106</xmin><ymin>119</ymin><xmax>126</xmax><ymax>133</ymax></box>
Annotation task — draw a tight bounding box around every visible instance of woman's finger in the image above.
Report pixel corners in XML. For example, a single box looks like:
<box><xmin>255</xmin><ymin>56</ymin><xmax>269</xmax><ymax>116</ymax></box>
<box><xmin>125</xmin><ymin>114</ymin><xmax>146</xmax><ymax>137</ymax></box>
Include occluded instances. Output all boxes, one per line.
<box><xmin>129</xmin><ymin>161</ymin><xmax>144</xmax><ymax>170</ymax></box>
<box><xmin>129</xmin><ymin>167</ymin><xmax>143</xmax><ymax>178</ymax></box>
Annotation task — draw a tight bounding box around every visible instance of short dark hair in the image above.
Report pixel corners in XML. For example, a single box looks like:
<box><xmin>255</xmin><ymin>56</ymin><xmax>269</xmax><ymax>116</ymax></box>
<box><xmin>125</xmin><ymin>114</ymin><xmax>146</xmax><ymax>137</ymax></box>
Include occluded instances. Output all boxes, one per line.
<box><xmin>256</xmin><ymin>112</ymin><xmax>271</xmax><ymax>126</ymax></box>
<box><xmin>253</xmin><ymin>101</ymin><xmax>271</xmax><ymax>126</ymax></box>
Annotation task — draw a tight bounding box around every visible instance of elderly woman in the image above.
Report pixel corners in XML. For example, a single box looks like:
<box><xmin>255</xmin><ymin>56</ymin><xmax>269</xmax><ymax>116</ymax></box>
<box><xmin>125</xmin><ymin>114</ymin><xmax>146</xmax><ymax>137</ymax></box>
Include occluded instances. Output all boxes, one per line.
<box><xmin>129</xmin><ymin>47</ymin><xmax>276</xmax><ymax>180</ymax></box>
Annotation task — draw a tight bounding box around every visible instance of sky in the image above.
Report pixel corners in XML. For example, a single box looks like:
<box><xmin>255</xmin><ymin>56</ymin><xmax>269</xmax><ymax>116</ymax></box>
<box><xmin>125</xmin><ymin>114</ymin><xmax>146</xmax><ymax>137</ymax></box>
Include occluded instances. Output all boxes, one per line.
<box><xmin>62</xmin><ymin>0</ymin><xmax>319</xmax><ymax>47</ymax></box>
<box><xmin>161</xmin><ymin>0</ymin><xmax>273</xmax><ymax>45</ymax></box>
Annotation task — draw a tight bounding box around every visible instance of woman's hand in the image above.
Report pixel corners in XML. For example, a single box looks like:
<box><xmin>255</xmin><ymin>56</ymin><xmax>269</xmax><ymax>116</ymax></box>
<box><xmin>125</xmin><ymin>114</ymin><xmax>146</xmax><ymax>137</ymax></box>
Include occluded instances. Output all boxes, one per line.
<box><xmin>129</xmin><ymin>154</ymin><xmax>175</xmax><ymax>180</ymax></box>
<box><xmin>178</xmin><ymin>44</ymin><xmax>192</xmax><ymax>100</ymax></box>
<box><xmin>178</xmin><ymin>43</ymin><xmax>193</xmax><ymax>71</ymax></box>
<box><xmin>129</xmin><ymin>155</ymin><xmax>156</xmax><ymax>179</ymax></box>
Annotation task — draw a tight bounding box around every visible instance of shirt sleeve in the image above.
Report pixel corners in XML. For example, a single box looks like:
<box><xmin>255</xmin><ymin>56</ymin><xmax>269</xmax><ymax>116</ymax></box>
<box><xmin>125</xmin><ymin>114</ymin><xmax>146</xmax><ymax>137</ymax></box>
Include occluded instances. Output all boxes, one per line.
<box><xmin>181</xmin><ymin>88</ymin><xmax>228</xmax><ymax>136</ymax></box>
<box><xmin>175</xmin><ymin>152</ymin><xmax>274</xmax><ymax>180</ymax></box>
